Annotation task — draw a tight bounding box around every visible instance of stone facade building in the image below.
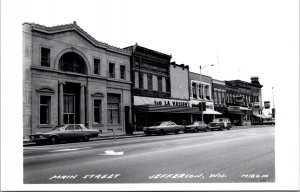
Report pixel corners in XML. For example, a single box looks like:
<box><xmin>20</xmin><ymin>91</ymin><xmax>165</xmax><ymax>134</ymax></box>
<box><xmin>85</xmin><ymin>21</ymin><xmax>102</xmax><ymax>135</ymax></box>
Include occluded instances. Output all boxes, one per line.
<box><xmin>23</xmin><ymin>22</ymin><xmax>132</xmax><ymax>138</ymax></box>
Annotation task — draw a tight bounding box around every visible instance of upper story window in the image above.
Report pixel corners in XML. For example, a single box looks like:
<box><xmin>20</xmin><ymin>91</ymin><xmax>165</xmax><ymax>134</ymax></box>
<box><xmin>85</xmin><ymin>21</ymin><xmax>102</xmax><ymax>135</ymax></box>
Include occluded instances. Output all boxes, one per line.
<box><xmin>41</xmin><ymin>47</ymin><xmax>50</xmax><ymax>67</ymax></box>
<box><xmin>158</xmin><ymin>76</ymin><xmax>162</xmax><ymax>92</ymax></box>
<box><xmin>109</xmin><ymin>63</ymin><xmax>115</xmax><ymax>78</ymax></box>
<box><xmin>94</xmin><ymin>58</ymin><xmax>100</xmax><ymax>75</ymax></box>
<box><xmin>139</xmin><ymin>72</ymin><xmax>144</xmax><ymax>89</ymax></box>
<box><xmin>59</xmin><ymin>52</ymin><xmax>87</xmax><ymax>74</ymax></box>
<box><xmin>147</xmin><ymin>74</ymin><xmax>153</xmax><ymax>90</ymax></box>
<box><xmin>120</xmin><ymin>65</ymin><xmax>126</xmax><ymax>80</ymax></box>
<box><xmin>192</xmin><ymin>83</ymin><xmax>197</xmax><ymax>98</ymax></box>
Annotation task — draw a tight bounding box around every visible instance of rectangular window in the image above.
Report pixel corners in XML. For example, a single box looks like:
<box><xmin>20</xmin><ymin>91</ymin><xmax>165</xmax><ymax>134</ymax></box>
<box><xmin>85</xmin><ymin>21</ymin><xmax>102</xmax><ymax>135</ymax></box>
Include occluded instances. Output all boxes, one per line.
<box><xmin>192</xmin><ymin>83</ymin><xmax>197</xmax><ymax>98</ymax></box>
<box><xmin>94</xmin><ymin>59</ymin><xmax>100</xmax><ymax>74</ymax></box>
<box><xmin>165</xmin><ymin>77</ymin><xmax>170</xmax><ymax>92</ymax></box>
<box><xmin>147</xmin><ymin>74</ymin><xmax>153</xmax><ymax>90</ymax></box>
<box><xmin>40</xmin><ymin>96</ymin><xmax>51</xmax><ymax>124</ymax></box>
<box><xmin>158</xmin><ymin>76</ymin><xmax>162</xmax><ymax>92</ymax></box>
<box><xmin>214</xmin><ymin>91</ymin><xmax>217</xmax><ymax>104</ymax></box>
<box><xmin>120</xmin><ymin>65</ymin><xmax>126</xmax><ymax>80</ymax></box>
<box><xmin>41</xmin><ymin>47</ymin><xmax>50</xmax><ymax>67</ymax></box>
<box><xmin>199</xmin><ymin>84</ymin><xmax>203</xmax><ymax>99</ymax></box>
<box><xmin>139</xmin><ymin>72</ymin><xmax>144</xmax><ymax>89</ymax></box>
<box><xmin>109</xmin><ymin>63</ymin><xmax>115</xmax><ymax>78</ymax></box>
<box><xmin>94</xmin><ymin>99</ymin><xmax>102</xmax><ymax>124</ymax></box>
<box><xmin>107</xmin><ymin>94</ymin><xmax>120</xmax><ymax>125</ymax></box>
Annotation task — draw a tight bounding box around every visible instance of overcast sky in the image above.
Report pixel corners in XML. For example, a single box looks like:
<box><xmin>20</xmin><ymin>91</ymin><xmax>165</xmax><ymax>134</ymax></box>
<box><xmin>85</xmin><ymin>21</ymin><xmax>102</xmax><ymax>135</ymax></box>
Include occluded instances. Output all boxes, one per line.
<box><xmin>1</xmin><ymin>0</ymin><xmax>299</xmax><ymax>190</ymax></box>
<box><xmin>2</xmin><ymin>0</ymin><xmax>298</xmax><ymax>112</ymax></box>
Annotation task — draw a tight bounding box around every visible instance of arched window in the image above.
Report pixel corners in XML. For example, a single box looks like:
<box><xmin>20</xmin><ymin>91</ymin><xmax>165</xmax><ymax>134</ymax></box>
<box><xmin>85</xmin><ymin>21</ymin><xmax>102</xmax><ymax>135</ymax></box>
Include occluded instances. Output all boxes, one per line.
<box><xmin>59</xmin><ymin>52</ymin><xmax>87</xmax><ymax>74</ymax></box>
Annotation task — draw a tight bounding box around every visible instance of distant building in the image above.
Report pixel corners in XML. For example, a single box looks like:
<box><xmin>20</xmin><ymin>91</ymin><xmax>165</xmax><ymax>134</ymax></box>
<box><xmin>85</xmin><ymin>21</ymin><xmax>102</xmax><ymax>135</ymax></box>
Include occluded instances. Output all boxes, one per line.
<box><xmin>189</xmin><ymin>72</ymin><xmax>221</xmax><ymax>124</ymax></box>
<box><xmin>212</xmin><ymin>79</ymin><xmax>227</xmax><ymax>115</ymax></box>
<box><xmin>23</xmin><ymin>22</ymin><xmax>132</xmax><ymax>138</ymax></box>
<box><xmin>225</xmin><ymin>77</ymin><xmax>263</xmax><ymax>125</ymax></box>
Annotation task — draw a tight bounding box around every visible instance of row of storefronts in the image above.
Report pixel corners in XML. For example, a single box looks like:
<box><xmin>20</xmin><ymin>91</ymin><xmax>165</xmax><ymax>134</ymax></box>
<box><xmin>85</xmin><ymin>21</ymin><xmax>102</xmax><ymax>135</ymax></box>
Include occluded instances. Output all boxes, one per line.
<box><xmin>23</xmin><ymin>22</ymin><xmax>265</xmax><ymax>138</ymax></box>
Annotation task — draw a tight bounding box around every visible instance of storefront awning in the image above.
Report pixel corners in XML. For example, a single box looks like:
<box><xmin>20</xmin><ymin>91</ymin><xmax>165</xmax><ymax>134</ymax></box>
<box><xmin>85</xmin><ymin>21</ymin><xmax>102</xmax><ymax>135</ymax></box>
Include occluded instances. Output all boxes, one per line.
<box><xmin>203</xmin><ymin>110</ymin><xmax>222</xmax><ymax>115</ymax></box>
<box><xmin>134</xmin><ymin>105</ymin><xmax>221</xmax><ymax>115</ymax></box>
<box><xmin>253</xmin><ymin>114</ymin><xmax>268</xmax><ymax>118</ymax></box>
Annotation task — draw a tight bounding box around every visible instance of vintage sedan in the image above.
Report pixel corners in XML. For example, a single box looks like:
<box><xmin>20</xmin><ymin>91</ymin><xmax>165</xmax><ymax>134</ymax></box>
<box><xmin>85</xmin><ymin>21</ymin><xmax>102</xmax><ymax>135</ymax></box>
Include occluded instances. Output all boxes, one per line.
<box><xmin>29</xmin><ymin>124</ymin><xmax>100</xmax><ymax>144</ymax></box>
<box><xmin>143</xmin><ymin>121</ymin><xmax>185</xmax><ymax>136</ymax></box>
<box><xmin>208</xmin><ymin>118</ymin><xmax>232</xmax><ymax>131</ymax></box>
<box><xmin>184</xmin><ymin>121</ymin><xmax>209</xmax><ymax>133</ymax></box>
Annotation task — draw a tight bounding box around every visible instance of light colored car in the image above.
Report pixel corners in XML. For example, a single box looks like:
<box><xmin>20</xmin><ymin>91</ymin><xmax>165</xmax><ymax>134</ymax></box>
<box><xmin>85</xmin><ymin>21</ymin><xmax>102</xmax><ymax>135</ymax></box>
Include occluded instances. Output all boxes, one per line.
<box><xmin>143</xmin><ymin>121</ymin><xmax>185</xmax><ymax>136</ymax></box>
<box><xmin>29</xmin><ymin>124</ymin><xmax>100</xmax><ymax>144</ymax></box>
<box><xmin>208</xmin><ymin>118</ymin><xmax>232</xmax><ymax>131</ymax></box>
<box><xmin>184</xmin><ymin>121</ymin><xmax>209</xmax><ymax>133</ymax></box>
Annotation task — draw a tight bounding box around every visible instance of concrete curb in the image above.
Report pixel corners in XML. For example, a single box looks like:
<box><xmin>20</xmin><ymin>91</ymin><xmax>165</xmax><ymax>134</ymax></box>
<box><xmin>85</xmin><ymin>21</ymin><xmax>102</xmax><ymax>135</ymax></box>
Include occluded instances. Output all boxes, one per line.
<box><xmin>23</xmin><ymin>125</ymin><xmax>274</xmax><ymax>146</ymax></box>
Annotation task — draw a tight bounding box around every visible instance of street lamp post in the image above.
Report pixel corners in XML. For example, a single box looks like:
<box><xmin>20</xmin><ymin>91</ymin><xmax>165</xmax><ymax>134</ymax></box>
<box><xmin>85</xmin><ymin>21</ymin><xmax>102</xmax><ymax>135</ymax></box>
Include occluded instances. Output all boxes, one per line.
<box><xmin>200</xmin><ymin>64</ymin><xmax>214</xmax><ymax>122</ymax></box>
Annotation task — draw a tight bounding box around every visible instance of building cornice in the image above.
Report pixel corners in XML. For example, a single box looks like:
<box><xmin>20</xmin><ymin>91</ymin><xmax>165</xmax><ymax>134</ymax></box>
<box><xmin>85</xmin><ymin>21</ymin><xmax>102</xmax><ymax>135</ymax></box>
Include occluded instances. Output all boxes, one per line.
<box><xmin>24</xmin><ymin>21</ymin><xmax>131</xmax><ymax>56</ymax></box>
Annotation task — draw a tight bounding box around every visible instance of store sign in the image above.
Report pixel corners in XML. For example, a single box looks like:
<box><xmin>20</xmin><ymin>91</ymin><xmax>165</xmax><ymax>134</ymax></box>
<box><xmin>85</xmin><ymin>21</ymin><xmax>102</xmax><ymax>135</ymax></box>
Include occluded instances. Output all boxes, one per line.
<box><xmin>134</xmin><ymin>96</ymin><xmax>190</xmax><ymax>107</ymax></box>
<box><xmin>189</xmin><ymin>100</ymin><xmax>214</xmax><ymax>110</ymax></box>
<box><xmin>234</xmin><ymin>95</ymin><xmax>244</xmax><ymax>103</ymax></box>
<box><xmin>264</xmin><ymin>101</ymin><xmax>270</xmax><ymax>109</ymax></box>
<box><xmin>253</xmin><ymin>102</ymin><xmax>260</xmax><ymax>108</ymax></box>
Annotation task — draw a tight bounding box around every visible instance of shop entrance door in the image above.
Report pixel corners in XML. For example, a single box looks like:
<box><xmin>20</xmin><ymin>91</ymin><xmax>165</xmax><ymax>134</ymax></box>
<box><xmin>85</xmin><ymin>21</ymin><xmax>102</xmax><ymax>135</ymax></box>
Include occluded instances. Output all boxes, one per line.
<box><xmin>63</xmin><ymin>94</ymin><xmax>75</xmax><ymax>124</ymax></box>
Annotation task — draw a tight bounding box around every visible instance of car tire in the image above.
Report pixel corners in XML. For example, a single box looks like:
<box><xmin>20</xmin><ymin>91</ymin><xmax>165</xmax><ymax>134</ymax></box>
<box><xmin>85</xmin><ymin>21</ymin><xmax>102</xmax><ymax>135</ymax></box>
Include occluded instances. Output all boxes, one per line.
<box><xmin>219</xmin><ymin>126</ymin><xmax>224</xmax><ymax>131</ymax></box>
<box><xmin>83</xmin><ymin>135</ymin><xmax>90</xmax><ymax>142</ymax></box>
<box><xmin>175</xmin><ymin>129</ymin><xmax>180</xmax><ymax>134</ymax></box>
<box><xmin>184</xmin><ymin>130</ymin><xmax>187</xmax><ymax>133</ymax></box>
<box><xmin>195</xmin><ymin>128</ymin><xmax>199</xmax><ymax>133</ymax></box>
<box><xmin>159</xmin><ymin>129</ymin><xmax>165</xmax><ymax>136</ymax></box>
<box><xmin>49</xmin><ymin>136</ymin><xmax>58</xmax><ymax>144</ymax></box>
<box><xmin>205</xmin><ymin>127</ymin><xmax>209</xmax><ymax>132</ymax></box>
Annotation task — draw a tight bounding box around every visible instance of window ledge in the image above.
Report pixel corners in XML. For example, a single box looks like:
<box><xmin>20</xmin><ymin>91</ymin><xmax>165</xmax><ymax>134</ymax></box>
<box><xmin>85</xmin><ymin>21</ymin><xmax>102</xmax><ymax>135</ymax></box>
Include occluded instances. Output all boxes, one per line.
<box><xmin>92</xmin><ymin>123</ymin><xmax>104</xmax><ymax>127</ymax></box>
<box><xmin>37</xmin><ymin>124</ymin><xmax>54</xmax><ymax>128</ymax></box>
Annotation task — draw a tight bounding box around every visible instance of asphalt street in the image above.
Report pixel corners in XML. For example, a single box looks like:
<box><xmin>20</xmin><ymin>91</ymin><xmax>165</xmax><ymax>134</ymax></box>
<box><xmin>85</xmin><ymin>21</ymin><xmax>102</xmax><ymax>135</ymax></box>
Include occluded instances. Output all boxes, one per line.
<box><xmin>24</xmin><ymin>126</ymin><xmax>275</xmax><ymax>184</ymax></box>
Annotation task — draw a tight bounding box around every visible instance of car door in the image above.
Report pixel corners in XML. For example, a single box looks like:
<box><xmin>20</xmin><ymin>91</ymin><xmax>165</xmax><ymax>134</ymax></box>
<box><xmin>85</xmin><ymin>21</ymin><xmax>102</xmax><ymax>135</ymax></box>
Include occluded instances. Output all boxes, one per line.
<box><xmin>73</xmin><ymin>124</ymin><xmax>84</xmax><ymax>139</ymax></box>
<box><xmin>168</xmin><ymin>121</ymin><xmax>176</xmax><ymax>133</ymax></box>
<box><xmin>61</xmin><ymin>125</ymin><xmax>75</xmax><ymax>140</ymax></box>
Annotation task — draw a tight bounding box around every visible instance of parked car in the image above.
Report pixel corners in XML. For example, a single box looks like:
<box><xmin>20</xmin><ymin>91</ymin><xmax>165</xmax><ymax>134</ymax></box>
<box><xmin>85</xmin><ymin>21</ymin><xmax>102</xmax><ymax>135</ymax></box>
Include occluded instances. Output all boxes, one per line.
<box><xmin>262</xmin><ymin>118</ymin><xmax>275</xmax><ymax>125</ymax></box>
<box><xmin>208</xmin><ymin>118</ymin><xmax>232</xmax><ymax>131</ymax></box>
<box><xmin>184</xmin><ymin>121</ymin><xmax>209</xmax><ymax>133</ymax></box>
<box><xmin>29</xmin><ymin>124</ymin><xmax>100</xmax><ymax>144</ymax></box>
<box><xmin>143</xmin><ymin>121</ymin><xmax>185</xmax><ymax>136</ymax></box>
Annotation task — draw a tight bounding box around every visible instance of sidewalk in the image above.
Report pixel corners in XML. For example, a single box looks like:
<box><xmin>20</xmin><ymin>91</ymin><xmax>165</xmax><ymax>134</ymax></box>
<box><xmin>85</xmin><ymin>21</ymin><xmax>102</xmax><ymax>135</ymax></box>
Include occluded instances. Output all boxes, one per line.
<box><xmin>23</xmin><ymin>125</ymin><xmax>274</xmax><ymax>146</ymax></box>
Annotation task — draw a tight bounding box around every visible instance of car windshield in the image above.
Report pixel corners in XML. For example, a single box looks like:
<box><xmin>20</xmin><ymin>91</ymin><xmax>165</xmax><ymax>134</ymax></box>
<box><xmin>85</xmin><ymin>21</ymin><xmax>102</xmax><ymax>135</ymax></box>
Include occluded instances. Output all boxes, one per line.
<box><xmin>193</xmin><ymin>121</ymin><xmax>200</xmax><ymax>125</ymax></box>
<box><xmin>153</xmin><ymin>122</ymin><xmax>167</xmax><ymax>126</ymax></box>
<box><xmin>213</xmin><ymin>119</ymin><xmax>221</xmax><ymax>122</ymax></box>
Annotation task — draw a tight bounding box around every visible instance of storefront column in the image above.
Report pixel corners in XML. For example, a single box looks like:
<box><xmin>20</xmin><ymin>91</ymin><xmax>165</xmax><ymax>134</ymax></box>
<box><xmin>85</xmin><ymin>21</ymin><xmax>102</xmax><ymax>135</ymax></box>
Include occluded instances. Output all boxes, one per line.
<box><xmin>80</xmin><ymin>84</ymin><xmax>85</xmax><ymax>124</ymax></box>
<box><xmin>59</xmin><ymin>81</ymin><xmax>65</xmax><ymax>126</ymax></box>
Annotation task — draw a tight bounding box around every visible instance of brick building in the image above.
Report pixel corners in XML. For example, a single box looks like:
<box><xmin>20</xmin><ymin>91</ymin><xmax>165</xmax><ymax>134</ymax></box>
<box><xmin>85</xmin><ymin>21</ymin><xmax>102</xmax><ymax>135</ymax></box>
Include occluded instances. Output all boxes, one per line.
<box><xmin>212</xmin><ymin>79</ymin><xmax>227</xmax><ymax>115</ymax></box>
<box><xmin>225</xmin><ymin>77</ymin><xmax>263</xmax><ymax>125</ymax></box>
<box><xmin>23</xmin><ymin>22</ymin><xmax>132</xmax><ymax>138</ymax></box>
<box><xmin>189</xmin><ymin>72</ymin><xmax>221</xmax><ymax>124</ymax></box>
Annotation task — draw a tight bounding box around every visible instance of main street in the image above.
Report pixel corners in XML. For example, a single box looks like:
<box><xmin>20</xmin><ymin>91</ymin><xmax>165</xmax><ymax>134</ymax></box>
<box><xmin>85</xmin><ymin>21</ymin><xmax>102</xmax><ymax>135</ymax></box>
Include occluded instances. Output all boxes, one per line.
<box><xmin>24</xmin><ymin>126</ymin><xmax>275</xmax><ymax>184</ymax></box>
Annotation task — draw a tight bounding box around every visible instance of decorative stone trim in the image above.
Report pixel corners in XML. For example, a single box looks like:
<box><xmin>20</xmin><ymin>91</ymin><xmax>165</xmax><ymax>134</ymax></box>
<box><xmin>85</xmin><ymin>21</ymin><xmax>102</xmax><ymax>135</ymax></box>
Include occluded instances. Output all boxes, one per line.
<box><xmin>36</xmin><ymin>87</ymin><xmax>55</xmax><ymax>94</ymax></box>
<box><xmin>91</xmin><ymin>92</ymin><xmax>105</xmax><ymax>97</ymax></box>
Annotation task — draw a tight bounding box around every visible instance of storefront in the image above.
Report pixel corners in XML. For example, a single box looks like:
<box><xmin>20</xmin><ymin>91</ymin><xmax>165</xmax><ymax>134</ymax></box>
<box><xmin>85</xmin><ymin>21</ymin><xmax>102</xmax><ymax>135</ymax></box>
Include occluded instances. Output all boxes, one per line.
<box><xmin>133</xmin><ymin>96</ymin><xmax>221</xmax><ymax>130</ymax></box>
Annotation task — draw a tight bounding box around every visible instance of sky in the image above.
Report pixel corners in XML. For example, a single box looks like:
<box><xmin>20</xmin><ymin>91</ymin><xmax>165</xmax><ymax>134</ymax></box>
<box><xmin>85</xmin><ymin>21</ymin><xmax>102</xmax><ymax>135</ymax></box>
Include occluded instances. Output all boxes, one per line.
<box><xmin>1</xmin><ymin>0</ymin><xmax>299</xmax><ymax>190</ymax></box>
<box><xmin>2</xmin><ymin>0</ymin><xmax>297</xmax><ymax>112</ymax></box>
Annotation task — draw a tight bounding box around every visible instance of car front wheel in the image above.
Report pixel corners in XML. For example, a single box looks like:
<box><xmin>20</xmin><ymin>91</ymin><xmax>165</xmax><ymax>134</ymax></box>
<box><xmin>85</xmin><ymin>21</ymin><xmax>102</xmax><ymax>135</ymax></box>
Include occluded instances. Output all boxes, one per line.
<box><xmin>219</xmin><ymin>126</ymin><xmax>224</xmax><ymax>131</ymax></box>
<box><xmin>49</xmin><ymin>136</ymin><xmax>58</xmax><ymax>144</ymax></box>
<box><xmin>83</xmin><ymin>135</ymin><xmax>90</xmax><ymax>142</ymax></box>
<box><xmin>159</xmin><ymin>129</ymin><xmax>165</xmax><ymax>135</ymax></box>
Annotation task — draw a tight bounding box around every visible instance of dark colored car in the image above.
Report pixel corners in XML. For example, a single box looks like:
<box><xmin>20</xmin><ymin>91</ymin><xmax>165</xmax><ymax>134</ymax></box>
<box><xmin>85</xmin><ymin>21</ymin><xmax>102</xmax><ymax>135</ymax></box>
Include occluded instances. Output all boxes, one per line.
<box><xmin>143</xmin><ymin>121</ymin><xmax>185</xmax><ymax>136</ymax></box>
<box><xmin>29</xmin><ymin>124</ymin><xmax>100</xmax><ymax>144</ymax></box>
<box><xmin>262</xmin><ymin>118</ymin><xmax>275</xmax><ymax>125</ymax></box>
<box><xmin>184</xmin><ymin>121</ymin><xmax>209</xmax><ymax>133</ymax></box>
<box><xmin>208</xmin><ymin>118</ymin><xmax>232</xmax><ymax>131</ymax></box>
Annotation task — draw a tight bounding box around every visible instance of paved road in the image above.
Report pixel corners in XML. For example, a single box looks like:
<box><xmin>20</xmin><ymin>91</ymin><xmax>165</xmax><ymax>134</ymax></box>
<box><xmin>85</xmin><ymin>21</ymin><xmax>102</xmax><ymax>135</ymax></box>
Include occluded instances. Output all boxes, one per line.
<box><xmin>24</xmin><ymin>126</ymin><xmax>275</xmax><ymax>184</ymax></box>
